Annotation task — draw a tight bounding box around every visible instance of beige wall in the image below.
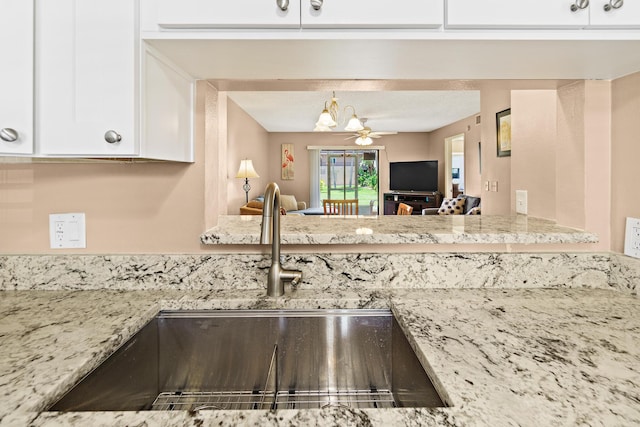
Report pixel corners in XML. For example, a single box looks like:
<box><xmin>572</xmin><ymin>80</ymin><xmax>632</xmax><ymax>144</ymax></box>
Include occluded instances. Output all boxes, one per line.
<box><xmin>611</xmin><ymin>71</ymin><xmax>640</xmax><ymax>252</ymax></box>
<box><xmin>428</xmin><ymin>114</ymin><xmax>482</xmax><ymax>198</ymax></box>
<box><xmin>511</xmin><ymin>90</ymin><xmax>557</xmax><ymax>220</ymax></box>
<box><xmin>554</xmin><ymin>81</ymin><xmax>613</xmax><ymax>251</ymax></box>
<box><xmin>479</xmin><ymin>83</ymin><xmax>512</xmax><ymax>214</ymax></box>
<box><xmin>556</xmin><ymin>81</ymin><xmax>587</xmax><ymax>229</ymax></box>
<box><xmin>225</xmin><ymin>97</ymin><xmax>270</xmax><ymax>214</ymax></box>
<box><xmin>583</xmin><ymin>80</ymin><xmax>612</xmax><ymax>251</ymax></box>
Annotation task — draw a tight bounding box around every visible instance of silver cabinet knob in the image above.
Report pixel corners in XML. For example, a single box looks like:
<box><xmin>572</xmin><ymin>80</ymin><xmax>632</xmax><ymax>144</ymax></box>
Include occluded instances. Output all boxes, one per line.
<box><xmin>0</xmin><ymin>128</ymin><xmax>18</xmax><ymax>142</ymax></box>
<box><xmin>604</xmin><ymin>0</ymin><xmax>623</xmax><ymax>11</ymax></box>
<box><xmin>570</xmin><ymin>0</ymin><xmax>590</xmax><ymax>11</ymax></box>
<box><xmin>276</xmin><ymin>0</ymin><xmax>289</xmax><ymax>11</ymax></box>
<box><xmin>104</xmin><ymin>130</ymin><xmax>122</xmax><ymax>144</ymax></box>
<box><xmin>310</xmin><ymin>0</ymin><xmax>323</xmax><ymax>11</ymax></box>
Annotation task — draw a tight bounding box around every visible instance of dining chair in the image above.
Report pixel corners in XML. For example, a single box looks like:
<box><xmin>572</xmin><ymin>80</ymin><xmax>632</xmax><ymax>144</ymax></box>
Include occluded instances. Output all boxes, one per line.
<box><xmin>323</xmin><ymin>199</ymin><xmax>359</xmax><ymax>215</ymax></box>
<box><xmin>397</xmin><ymin>203</ymin><xmax>413</xmax><ymax>215</ymax></box>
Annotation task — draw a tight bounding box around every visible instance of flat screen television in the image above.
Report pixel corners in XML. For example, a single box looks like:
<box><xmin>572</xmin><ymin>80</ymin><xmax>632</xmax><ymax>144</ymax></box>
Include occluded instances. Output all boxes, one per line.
<box><xmin>389</xmin><ymin>160</ymin><xmax>438</xmax><ymax>192</ymax></box>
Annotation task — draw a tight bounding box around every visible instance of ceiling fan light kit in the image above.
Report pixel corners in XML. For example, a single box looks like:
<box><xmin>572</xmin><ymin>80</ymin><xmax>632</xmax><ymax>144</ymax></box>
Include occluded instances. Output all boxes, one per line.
<box><xmin>355</xmin><ymin>136</ymin><xmax>373</xmax><ymax>146</ymax></box>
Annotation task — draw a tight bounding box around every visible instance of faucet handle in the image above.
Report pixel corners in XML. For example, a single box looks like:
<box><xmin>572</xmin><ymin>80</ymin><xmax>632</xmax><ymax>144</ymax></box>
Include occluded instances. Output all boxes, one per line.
<box><xmin>290</xmin><ymin>271</ymin><xmax>302</xmax><ymax>289</ymax></box>
<box><xmin>283</xmin><ymin>269</ymin><xmax>303</xmax><ymax>291</ymax></box>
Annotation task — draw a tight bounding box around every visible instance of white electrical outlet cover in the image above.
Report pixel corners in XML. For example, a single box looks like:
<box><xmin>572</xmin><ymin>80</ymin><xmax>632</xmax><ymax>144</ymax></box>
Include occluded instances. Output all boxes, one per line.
<box><xmin>49</xmin><ymin>213</ymin><xmax>86</xmax><ymax>249</ymax></box>
<box><xmin>516</xmin><ymin>190</ymin><xmax>528</xmax><ymax>215</ymax></box>
<box><xmin>624</xmin><ymin>217</ymin><xmax>640</xmax><ymax>259</ymax></box>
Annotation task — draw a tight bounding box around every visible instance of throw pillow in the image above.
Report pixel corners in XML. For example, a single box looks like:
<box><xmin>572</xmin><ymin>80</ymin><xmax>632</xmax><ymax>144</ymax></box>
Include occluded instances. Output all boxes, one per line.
<box><xmin>246</xmin><ymin>200</ymin><xmax>263</xmax><ymax>209</ymax></box>
<box><xmin>280</xmin><ymin>195</ymin><xmax>299</xmax><ymax>212</ymax></box>
<box><xmin>466</xmin><ymin>206</ymin><xmax>481</xmax><ymax>215</ymax></box>
<box><xmin>438</xmin><ymin>197</ymin><xmax>465</xmax><ymax>215</ymax></box>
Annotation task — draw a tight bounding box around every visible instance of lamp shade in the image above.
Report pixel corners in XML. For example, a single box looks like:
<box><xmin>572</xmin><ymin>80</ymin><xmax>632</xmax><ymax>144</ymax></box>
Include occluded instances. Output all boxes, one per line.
<box><xmin>235</xmin><ymin>159</ymin><xmax>260</xmax><ymax>179</ymax></box>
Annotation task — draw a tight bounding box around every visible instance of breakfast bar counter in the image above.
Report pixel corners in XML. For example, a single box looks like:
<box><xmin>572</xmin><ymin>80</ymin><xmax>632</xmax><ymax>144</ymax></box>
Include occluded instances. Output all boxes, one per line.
<box><xmin>201</xmin><ymin>215</ymin><xmax>598</xmax><ymax>245</ymax></box>
<box><xmin>1</xmin><ymin>287</ymin><xmax>638</xmax><ymax>426</ymax></box>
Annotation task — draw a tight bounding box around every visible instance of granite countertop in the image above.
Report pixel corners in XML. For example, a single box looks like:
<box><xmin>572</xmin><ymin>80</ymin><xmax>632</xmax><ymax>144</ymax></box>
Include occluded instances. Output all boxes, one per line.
<box><xmin>1</xmin><ymin>287</ymin><xmax>638</xmax><ymax>426</ymax></box>
<box><xmin>201</xmin><ymin>215</ymin><xmax>599</xmax><ymax>245</ymax></box>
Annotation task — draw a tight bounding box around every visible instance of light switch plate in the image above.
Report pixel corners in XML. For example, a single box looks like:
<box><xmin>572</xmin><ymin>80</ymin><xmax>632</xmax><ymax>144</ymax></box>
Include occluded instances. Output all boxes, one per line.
<box><xmin>624</xmin><ymin>217</ymin><xmax>640</xmax><ymax>259</ymax></box>
<box><xmin>49</xmin><ymin>213</ymin><xmax>86</xmax><ymax>249</ymax></box>
<box><xmin>516</xmin><ymin>190</ymin><xmax>528</xmax><ymax>215</ymax></box>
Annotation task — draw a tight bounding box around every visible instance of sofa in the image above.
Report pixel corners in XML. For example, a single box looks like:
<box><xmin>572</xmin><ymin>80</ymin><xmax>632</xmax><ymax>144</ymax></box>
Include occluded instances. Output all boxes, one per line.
<box><xmin>422</xmin><ymin>195</ymin><xmax>481</xmax><ymax>215</ymax></box>
<box><xmin>240</xmin><ymin>194</ymin><xmax>307</xmax><ymax>215</ymax></box>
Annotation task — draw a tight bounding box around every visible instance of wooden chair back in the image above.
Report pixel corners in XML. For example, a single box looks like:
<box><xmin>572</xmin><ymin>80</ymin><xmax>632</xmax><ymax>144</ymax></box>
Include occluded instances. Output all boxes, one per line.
<box><xmin>323</xmin><ymin>199</ymin><xmax>359</xmax><ymax>216</ymax></box>
<box><xmin>397</xmin><ymin>203</ymin><xmax>413</xmax><ymax>215</ymax></box>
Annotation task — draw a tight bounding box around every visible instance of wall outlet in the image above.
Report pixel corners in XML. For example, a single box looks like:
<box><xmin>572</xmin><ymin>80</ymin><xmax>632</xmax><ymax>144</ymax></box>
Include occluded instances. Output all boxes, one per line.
<box><xmin>516</xmin><ymin>190</ymin><xmax>528</xmax><ymax>215</ymax></box>
<box><xmin>49</xmin><ymin>213</ymin><xmax>86</xmax><ymax>249</ymax></box>
<box><xmin>491</xmin><ymin>181</ymin><xmax>498</xmax><ymax>192</ymax></box>
<box><xmin>624</xmin><ymin>217</ymin><xmax>640</xmax><ymax>259</ymax></box>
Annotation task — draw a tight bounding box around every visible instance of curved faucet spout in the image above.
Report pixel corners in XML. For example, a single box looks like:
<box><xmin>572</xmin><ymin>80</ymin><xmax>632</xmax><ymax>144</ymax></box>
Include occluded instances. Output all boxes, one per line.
<box><xmin>260</xmin><ymin>182</ymin><xmax>302</xmax><ymax>297</ymax></box>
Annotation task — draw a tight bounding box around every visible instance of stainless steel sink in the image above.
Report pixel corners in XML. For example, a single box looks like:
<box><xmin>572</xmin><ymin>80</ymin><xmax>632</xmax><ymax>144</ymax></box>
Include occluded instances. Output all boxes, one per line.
<box><xmin>48</xmin><ymin>309</ymin><xmax>447</xmax><ymax>411</ymax></box>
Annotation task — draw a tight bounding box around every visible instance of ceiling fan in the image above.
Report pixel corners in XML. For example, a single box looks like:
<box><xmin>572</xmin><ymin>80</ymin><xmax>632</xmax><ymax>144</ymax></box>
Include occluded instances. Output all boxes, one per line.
<box><xmin>341</xmin><ymin>119</ymin><xmax>397</xmax><ymax>145</ymax></box>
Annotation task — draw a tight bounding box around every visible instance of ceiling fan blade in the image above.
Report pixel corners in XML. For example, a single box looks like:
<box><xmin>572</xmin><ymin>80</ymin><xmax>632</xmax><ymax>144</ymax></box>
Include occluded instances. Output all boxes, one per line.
<box><xmin>370</xmin><ymin>131</ymin><xmax>397</xmax><ymax>136</ymax></box>
<box><xmin>344</xmin><ymin>135</ymin><xmax>358</xmax><ymax>140</ymax></box>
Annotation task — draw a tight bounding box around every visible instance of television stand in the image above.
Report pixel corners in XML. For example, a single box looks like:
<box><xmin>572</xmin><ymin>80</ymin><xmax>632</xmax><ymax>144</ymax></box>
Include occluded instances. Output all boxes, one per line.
<box><xmin>383</xmin><ymin>192</ymin><xmax>442</xmax><ymax>215</ymax></box>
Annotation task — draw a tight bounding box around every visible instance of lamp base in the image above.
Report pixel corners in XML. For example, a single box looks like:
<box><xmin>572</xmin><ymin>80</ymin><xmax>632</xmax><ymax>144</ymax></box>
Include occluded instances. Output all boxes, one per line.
<box><xmin>243</xmin><ymin>178</ymin><xmax>251</xmax><ymax>203</ymax></box>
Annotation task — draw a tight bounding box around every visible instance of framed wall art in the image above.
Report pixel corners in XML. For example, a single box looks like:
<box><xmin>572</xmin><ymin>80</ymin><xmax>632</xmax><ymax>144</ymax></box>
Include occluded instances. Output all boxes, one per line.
<box><xmin>281</xmin><ymin>143</ymin><xmax>295</xmax><ymax>180</ymax></box>
<box><xmin>496</xmin><ymin>108</ymin><xmax>511</xmax><ymax>157</ymax></box>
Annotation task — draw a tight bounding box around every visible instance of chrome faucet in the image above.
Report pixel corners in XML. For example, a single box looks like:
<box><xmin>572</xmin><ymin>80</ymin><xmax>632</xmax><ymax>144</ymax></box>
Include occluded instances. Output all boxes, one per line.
<box><xmin>260</xmin><ymin>182</ymin><xmax>303</xmax><ymax>297</ymax></box>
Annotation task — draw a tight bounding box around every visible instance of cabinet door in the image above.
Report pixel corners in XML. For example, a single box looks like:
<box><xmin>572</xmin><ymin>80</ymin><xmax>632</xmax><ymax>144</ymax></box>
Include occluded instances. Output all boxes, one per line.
<box><xmin>156</xmin><ymin>0</ymin><xmax>301</xmax><ymax>29</ymax></box>
<box><xmin>446</xmin><ymin>0</ymin><xmax>589</xmax><ymax>28</ymax></box>
<box><xmin>589</xmin><ymin>0</ymin><xmax>640</xmax><ymax>27</ymax></box>
<box><xmin>36</xmin><ymin>0</ymin><xmax>137</xmax><ymax>156</ymax></box>
<box><xmin>301</xmin><ymin>0</ymin><xmax>443</xmax><ymax>28</ymax></box>
<box><xmin>0</xmin><ymin>0</ymin><xmax>34</xmax><ymax>155</ymax></box>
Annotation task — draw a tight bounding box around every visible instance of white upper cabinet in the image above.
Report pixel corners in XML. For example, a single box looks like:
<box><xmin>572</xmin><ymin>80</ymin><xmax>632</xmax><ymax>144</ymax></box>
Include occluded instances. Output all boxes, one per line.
<box><xmin>36</xmin><ymin>0</ymin><xmax>138</xmax><ymax>157</ymax></box>
<box><xmin>446</xmin><ymin>0</ymin><xmax>590</xmax><ymax>29</ymax></box>
<box><xmin>35</xmin><ymin>0</ymin><xmax>194</xmax><ymax>161</ymax></box>
<box><xmin>590</xmin><ymin>0</ymin><xmax>640</xmax><ymax>28</ymax></box>
<box><xmin>149</xmin><ymin>0</ymin><xmax>442</xmax><ymax>30</ymax></box>
<box><xmin>156</xmin><ymin>0</ymin><xmax>301</xmax><ymax>29</ymax></box>
<box><xmin>446</xmin><ymin>0</ymin><xmax>640</xmax><ymax>28</ymax></box>
<box><xmin>300</xmin><ymin>0</ymin><xmax>443</xmax><ymax>29</ymax></box>
<box><xmin>0</xmin><ymin>0</ymin><xmax>34</xmax><ymax>155</ymax></box>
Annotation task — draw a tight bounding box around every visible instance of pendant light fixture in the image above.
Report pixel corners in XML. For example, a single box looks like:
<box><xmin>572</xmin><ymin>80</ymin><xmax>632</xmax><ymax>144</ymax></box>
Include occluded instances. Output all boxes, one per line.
<box><xmin>314</xmin><ymin>101</ymin><xmax>337</xmax><ymax>129</ymax></box>
<box><xmin>313</xmin><ymin>92</ymin><xmax>364</xmax><ymax>132</ymax></box>
<box><xmin>344</xmin><ymin>105</ymin><xmax>364</xmax><ymax>132</ymax></box>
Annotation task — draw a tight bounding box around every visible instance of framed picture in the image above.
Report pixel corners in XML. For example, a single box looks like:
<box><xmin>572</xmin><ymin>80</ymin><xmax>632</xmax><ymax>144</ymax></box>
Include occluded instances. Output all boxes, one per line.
<box><xmin>281</xmin><ymin>143</ymin><xmax>295</xmax><ymax>180</ymax></box>
<box><xmin>496</xmin><ymin>108</ymin><xmax>511</xmax><ymax>157</ymax></box>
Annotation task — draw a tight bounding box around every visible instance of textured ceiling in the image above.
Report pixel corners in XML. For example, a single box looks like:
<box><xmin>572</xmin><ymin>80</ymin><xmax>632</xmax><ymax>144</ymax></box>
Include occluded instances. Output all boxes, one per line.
<box><xmin>227</xmin><ymin>90</ymin><xmax>481</xmax><ymax>133</ymax></box>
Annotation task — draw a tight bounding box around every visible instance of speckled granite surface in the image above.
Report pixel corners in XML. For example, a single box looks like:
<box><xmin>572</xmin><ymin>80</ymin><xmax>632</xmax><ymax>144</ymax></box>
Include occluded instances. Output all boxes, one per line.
<box><xmin>1</xmin><ymin>288</ymin><xmax>638</xmax><ymax>426</ymax></box>
<box><xmin>0</xmin><ymin>252</ymin><xmax>625</xmax><ymax>293</ymax></box>
<box><xmin>201</xmin><ymin>215</ymin><xmax>598</xmax><ymax>245</ymax></box>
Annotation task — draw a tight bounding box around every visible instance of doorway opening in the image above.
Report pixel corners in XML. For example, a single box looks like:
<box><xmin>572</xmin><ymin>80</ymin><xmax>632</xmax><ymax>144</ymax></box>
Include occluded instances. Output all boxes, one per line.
<box><xmin>444</xmin><ymin>134</ymin><xmax>465</xmax><ymax>199</ymax></box>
